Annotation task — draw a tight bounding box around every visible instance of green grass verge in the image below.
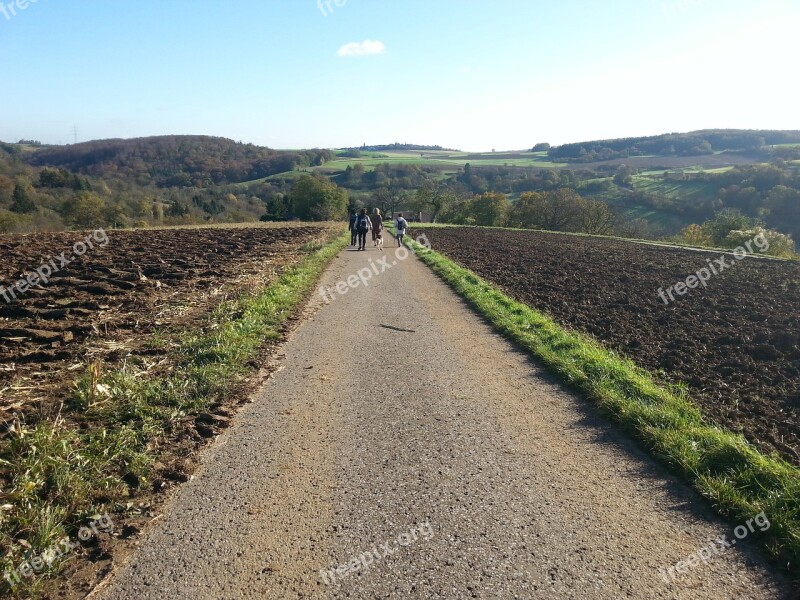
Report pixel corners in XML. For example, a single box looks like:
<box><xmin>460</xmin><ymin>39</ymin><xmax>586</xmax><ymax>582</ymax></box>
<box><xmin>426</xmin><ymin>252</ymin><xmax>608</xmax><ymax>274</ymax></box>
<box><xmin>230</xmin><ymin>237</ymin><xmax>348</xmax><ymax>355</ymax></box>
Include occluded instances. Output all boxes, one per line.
<box><xmin>0</xmin><ymin>231</ymin><xmax>348</xmax><ymax>597</ymax></box>
<box><xmin>404</xmin><ymin>235</ymin><xmax>800</xmax><ymax>575</ymax></box>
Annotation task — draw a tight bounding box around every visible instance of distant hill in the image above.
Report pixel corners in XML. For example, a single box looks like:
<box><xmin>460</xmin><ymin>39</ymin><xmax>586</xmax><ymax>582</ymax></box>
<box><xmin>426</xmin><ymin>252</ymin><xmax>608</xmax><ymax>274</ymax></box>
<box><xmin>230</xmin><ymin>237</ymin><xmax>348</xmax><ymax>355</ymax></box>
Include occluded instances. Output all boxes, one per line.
<box><xmin>547</xmin><ymin>129</ymin><xmax>800</xmax><ymax>162</ymax></box>
<box><xmin>0</xmin><ymin>136</ymin><xmax>339</xmax><ymax>232</ymax></box>
<box><xmin>343</xmin><ymin>143</ymin><xmax>460</xmax><ymax>152</ymax></box>
<box><xmin>27</xmin><ymin>136</ymin><xmax>334</xmax><ymax>187</ymax></box>
<box><xmin>2</xmin><ymin>130</ymin><xmax>799</xmax><ymax>239</ymax></box>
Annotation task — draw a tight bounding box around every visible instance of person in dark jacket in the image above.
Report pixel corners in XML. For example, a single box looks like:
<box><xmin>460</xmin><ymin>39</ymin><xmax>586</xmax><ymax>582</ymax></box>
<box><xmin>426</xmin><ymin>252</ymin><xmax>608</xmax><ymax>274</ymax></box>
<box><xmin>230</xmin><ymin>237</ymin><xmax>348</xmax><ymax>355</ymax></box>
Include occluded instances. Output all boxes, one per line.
<box><xmin>348</xmin><ymin>210</ymin><xmax>358</xmax><ymax>246</ymax></box>
<box><xmin>354</xmin><ymin>208</ymin><xmax>372</xmax><ymax>251</ymax></box>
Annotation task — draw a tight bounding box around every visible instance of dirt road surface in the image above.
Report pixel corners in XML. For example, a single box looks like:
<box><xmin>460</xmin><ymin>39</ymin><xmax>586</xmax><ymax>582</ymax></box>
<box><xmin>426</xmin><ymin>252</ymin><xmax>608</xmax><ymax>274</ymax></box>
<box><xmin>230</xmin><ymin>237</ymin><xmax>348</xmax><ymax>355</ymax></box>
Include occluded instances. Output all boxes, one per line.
<box><xmin>93</xmin><ymin>240</ymin><xmax>791</xmax><ymax>599</ymax></box>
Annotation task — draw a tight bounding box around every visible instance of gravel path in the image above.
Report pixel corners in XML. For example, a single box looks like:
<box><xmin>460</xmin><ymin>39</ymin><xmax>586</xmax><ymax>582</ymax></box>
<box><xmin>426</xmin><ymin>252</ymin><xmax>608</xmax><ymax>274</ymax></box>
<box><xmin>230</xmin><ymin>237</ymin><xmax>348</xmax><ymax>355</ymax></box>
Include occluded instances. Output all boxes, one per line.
<box><xmin>93</xmin><ymin>240</ymin><xmax>791</xmax><ymax>599</ymax></box>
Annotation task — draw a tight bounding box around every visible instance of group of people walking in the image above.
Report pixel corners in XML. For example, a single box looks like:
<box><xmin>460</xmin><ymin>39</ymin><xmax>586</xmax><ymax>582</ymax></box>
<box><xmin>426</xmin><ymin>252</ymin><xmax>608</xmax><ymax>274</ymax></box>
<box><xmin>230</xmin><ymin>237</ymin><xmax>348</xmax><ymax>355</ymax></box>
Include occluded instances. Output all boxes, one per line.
<box><xmin>348</xmin><ymin>208</ymin><xmax>408</xmax><ymax>251</ymax></box>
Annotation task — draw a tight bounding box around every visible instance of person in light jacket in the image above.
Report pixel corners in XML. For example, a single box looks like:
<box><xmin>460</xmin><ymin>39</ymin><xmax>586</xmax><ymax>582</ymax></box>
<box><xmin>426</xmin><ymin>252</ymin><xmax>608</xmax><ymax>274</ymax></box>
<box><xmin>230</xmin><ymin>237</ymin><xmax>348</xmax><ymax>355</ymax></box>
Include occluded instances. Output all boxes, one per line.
<box><xmin>395</xmin><ymin>213</ymin><xmax>408</xmax><ymax>247</ymax></box>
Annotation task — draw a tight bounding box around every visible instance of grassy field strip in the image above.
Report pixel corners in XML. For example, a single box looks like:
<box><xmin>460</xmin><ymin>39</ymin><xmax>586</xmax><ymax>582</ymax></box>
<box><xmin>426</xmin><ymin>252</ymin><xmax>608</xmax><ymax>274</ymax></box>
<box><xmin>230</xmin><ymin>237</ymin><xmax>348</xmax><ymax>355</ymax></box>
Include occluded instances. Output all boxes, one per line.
<box><xmin>632</xmin><ymin>176</ymin><xmax>720</xmax><ymax>203</ymax></box>
<box><xmin>0</xmin><ymin>231</ymin><xmax>349</xmax><ymax>597</ymax></box>
<box><xmin>403</xmin><ymin>234</ymin><xmax>800</xmax><ymax>575</ymax></box>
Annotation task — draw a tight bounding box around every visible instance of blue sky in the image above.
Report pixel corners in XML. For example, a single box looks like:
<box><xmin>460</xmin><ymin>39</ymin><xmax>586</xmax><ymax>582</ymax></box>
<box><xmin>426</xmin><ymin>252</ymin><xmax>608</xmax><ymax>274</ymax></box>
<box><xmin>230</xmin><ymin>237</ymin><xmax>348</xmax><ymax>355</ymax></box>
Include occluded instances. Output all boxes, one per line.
<box><xmin>1</xmin><ymin>0</ymin><xmax>798</xmax><ymax>150</ymax></box>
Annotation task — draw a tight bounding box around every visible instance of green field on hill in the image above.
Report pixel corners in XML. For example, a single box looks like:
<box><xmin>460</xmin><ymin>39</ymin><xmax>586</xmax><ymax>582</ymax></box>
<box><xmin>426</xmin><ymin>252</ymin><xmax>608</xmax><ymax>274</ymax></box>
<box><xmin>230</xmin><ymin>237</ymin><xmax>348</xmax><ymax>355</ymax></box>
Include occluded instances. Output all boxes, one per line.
<box><xmin>632</xmin><ymin>175</ymin><xmax>722</xmax><ymax>203</ymax></box>
<box><xmin>320</xmin><ymin>150</ymin><xmax>567</xmax><ymax>171</ymax></box>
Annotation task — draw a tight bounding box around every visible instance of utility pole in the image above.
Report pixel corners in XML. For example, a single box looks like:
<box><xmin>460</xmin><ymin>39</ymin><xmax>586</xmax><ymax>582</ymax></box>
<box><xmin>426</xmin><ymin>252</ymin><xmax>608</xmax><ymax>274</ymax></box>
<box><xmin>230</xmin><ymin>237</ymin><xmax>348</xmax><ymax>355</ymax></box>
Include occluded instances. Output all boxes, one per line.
<box><xmin>72</xmin><ymin>125</ymin><xmax>79</xmax><ymax>144</ymax></box>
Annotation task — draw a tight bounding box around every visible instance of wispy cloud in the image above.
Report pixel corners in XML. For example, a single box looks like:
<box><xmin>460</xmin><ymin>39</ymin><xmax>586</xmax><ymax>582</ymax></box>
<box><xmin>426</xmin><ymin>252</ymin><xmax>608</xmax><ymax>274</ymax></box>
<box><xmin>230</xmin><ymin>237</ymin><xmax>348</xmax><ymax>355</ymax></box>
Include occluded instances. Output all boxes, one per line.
<box><xmin>337</xmin><ymin>39</ymin><xmax>386</xmax><ymax>58</ymax></box>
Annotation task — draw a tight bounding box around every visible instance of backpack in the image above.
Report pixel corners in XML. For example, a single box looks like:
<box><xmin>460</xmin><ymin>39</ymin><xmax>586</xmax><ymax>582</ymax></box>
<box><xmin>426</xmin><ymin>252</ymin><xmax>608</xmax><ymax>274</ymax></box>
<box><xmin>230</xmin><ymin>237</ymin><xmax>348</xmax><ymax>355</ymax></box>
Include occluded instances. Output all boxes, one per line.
<box><xmin>396</xmin><ymin>217</ymin><xmax>407</xmax><ymax>230</ymax></box>
<box><xmin>357</xmin><ymin>215</ymin><xmax>370</xmax><ymax>229</ymax></box>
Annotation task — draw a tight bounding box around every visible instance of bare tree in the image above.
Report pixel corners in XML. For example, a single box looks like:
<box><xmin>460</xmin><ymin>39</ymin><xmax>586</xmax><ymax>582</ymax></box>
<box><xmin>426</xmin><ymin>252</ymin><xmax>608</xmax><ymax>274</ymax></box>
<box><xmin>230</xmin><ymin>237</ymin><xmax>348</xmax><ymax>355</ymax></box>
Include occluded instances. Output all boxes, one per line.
<box><xmin>543</xmin><ymin>188</ymin><xmax>584</xmax><ymax>231</ymax></box>
<box><xmin>413</xmin><ymin>182</ymin><xmax>457</xmax><ymax>223</ymax></box>
<box><xmin>579</xmin><ymin>198</ymin><xmax>616</xmax><ymax>235</ymax></box>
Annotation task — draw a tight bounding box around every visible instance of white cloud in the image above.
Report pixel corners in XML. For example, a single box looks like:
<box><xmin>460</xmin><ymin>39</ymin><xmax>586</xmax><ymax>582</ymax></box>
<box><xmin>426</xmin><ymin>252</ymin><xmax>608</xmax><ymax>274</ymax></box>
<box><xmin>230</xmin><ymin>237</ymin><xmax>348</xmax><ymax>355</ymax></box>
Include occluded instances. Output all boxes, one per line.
<box><xmin>337</xmin><ymin>40</ymin><xmax>386</xmax><ymax>58</ymax></box>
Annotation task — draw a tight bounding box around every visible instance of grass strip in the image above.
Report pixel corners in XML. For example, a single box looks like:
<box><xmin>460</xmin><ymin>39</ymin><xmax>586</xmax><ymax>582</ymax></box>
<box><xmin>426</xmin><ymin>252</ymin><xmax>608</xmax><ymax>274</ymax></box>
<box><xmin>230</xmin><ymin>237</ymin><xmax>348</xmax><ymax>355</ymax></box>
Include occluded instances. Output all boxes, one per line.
<box><xmin>0</xmin><ymin>231</ymin><xmax>348</xmax><ymax>597</ymax></box>
<box><xmin>404</xmin><ymin>235</ymin><xmax>800</xmax><ymax>575</ymax></box>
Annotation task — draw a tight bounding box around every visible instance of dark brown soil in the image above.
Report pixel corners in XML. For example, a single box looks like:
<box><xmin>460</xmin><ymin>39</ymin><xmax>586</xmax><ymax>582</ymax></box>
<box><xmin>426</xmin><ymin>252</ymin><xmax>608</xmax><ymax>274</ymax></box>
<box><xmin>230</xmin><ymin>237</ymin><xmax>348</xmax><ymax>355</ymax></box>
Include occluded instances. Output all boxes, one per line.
<box><xmin>413</xmin><ymin>227</ymin><xmax>800</xmax><ymax>466</ymax></box>
<box><xmin>0</xmin><ymin>224</ymin><xmax>336</xmax><ymax>598</ymax></box>
<box><xmin>0</xmin><ymin>224</ymin><xmax>329</xmax><ymax>424</ymax></box>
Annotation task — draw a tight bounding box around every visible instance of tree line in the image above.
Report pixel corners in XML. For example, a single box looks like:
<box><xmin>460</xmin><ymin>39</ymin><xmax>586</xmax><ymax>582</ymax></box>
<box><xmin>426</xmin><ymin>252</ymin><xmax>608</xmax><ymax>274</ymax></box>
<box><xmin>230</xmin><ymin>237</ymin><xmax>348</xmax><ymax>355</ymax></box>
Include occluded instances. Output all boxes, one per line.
<box><xmin>547</xmin><ymin>129</ymin><xmax>800</xmax><ymax>162</ymax></box>
<box><xmin>27</xmin><ymin>136</ymin><xmax>334</xmax><ymax>187</ymax></box>
<box><xmin>606</xmin><ymin>163</ymin><xmax>800</xmax><ymax>240</ymax></box>
<box><xmin>409</xmin><ymin>184</ymin><xmax>615</xmax><ymax>234</ymax></box>
<box><xmin>1</xmin><ymin>134</ymin><xmax>798</xmax><ymax>251</ymax></box>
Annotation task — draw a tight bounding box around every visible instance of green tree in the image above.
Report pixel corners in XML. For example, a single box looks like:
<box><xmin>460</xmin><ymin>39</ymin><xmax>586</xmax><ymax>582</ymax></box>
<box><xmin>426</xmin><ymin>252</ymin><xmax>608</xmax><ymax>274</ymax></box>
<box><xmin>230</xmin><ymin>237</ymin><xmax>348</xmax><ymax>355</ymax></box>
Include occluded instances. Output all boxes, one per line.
<box><xmin>765</xmin><ymin>185</ymin><xmax>800</xmax><ymax>239</ymax></box>
<box><xmin>39</xmin><ymin>168</ymin><xmax>72</xmax><ymax>188</ymax></box>
<box><xmin>470</xmin><ymin>192</ymin><xmax>510</xmax><ymax>227</ymax></box>
<box><xmin>718</xmin><ymin>185</ymin><xmax>762</xmax><ymax>214</ymax></box>
<box><xmin>0</xmin><ymin>175</ymin><xmax>14</xmax><ymax>205</ymax></box>
<box><xmin>133</xmin><ymin>198</ymin><xmax>153</xmax><ymax>218</ymax></box>
<box><xmin>10</xmin><ymin>183</ymin><xmax>36</xmax><ymax>213</ymax></box>
<box><xmin>260</xmin><ymin>193</ymin><xmax>290</xmax><ymax>222</ymax></box>
<box><xmin>63</xmin><ymin>193</ymin><xmax>106</xmax><ymax>228</ymax></box>
<box><xmin>511</xmin><ymin>188</ymin><xmax>583</xmax><ymax>231</ymax></box>
<box><xmin>104</xmin><ymin>204</ymin><xmax>129</xmax><ymax>228</ymax></box>
<box><xmin>72</xmin><ymin>174</ymin><xmax>91</xmax><ymax>191</ymax></box>
<box><xmin>0</xmin><ymin>209</ymin><xmax>24</xmax><ymax>232</ymax></box>
<box><xmin>291</xmin><ymin>175</ymin><xmax>348</xmax><ymax>221</ymax></box>
<box><xmin>613</xmin><ymin>165</ymin><xmax>634</xmax><ymax>187</ymax></box>
<box><xmin>344</xmin><ymin>164</ymin><xmax>365</xmax><ymax>187</ymax></box>
<box><xmin>167</xmin><ymin>198</ymin><xmax>191</xmax><ymax>217</ymax></box>
<box><xmin>509</xmin><ymin>191</ymin><xmax>546</xmax><ymax>228</ymax></box>
<box><xmin>702</xmin><ymin>209</ymin><xmax>759</xmax><ymax>245</ymax></box>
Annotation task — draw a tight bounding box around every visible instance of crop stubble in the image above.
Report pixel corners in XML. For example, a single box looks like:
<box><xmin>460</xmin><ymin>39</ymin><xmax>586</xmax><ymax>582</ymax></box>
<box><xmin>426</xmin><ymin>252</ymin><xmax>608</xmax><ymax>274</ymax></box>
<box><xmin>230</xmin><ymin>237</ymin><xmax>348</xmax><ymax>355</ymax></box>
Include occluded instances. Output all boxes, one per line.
<box><xmin>0</xmin><ymin>225</ymin><xmax>331</xmax><ymax>424</ymax></box>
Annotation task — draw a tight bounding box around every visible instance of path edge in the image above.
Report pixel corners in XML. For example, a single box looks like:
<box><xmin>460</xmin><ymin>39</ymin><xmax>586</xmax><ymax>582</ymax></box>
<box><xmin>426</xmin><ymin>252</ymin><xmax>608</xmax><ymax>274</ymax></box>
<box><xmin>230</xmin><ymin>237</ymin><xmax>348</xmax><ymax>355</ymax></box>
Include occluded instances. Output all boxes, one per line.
<box><xmin>403</xmin><ymin>233</ymin><xmax>800</xmax><ymax>579</ymax></box>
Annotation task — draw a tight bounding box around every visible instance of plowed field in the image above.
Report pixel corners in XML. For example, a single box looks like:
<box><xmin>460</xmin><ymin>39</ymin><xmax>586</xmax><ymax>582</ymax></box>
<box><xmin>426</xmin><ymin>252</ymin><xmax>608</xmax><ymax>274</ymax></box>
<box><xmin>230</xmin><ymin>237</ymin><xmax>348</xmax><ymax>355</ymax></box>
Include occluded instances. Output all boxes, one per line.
<box><xmin>413</xmin><ymin>227</ymin><xmax>800</xmax><ymax>466</ymax></box>
<box><xmin>0</xmin><ymin>224</ymin><xmax>332</xmax><ymax>425</ymax></box>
